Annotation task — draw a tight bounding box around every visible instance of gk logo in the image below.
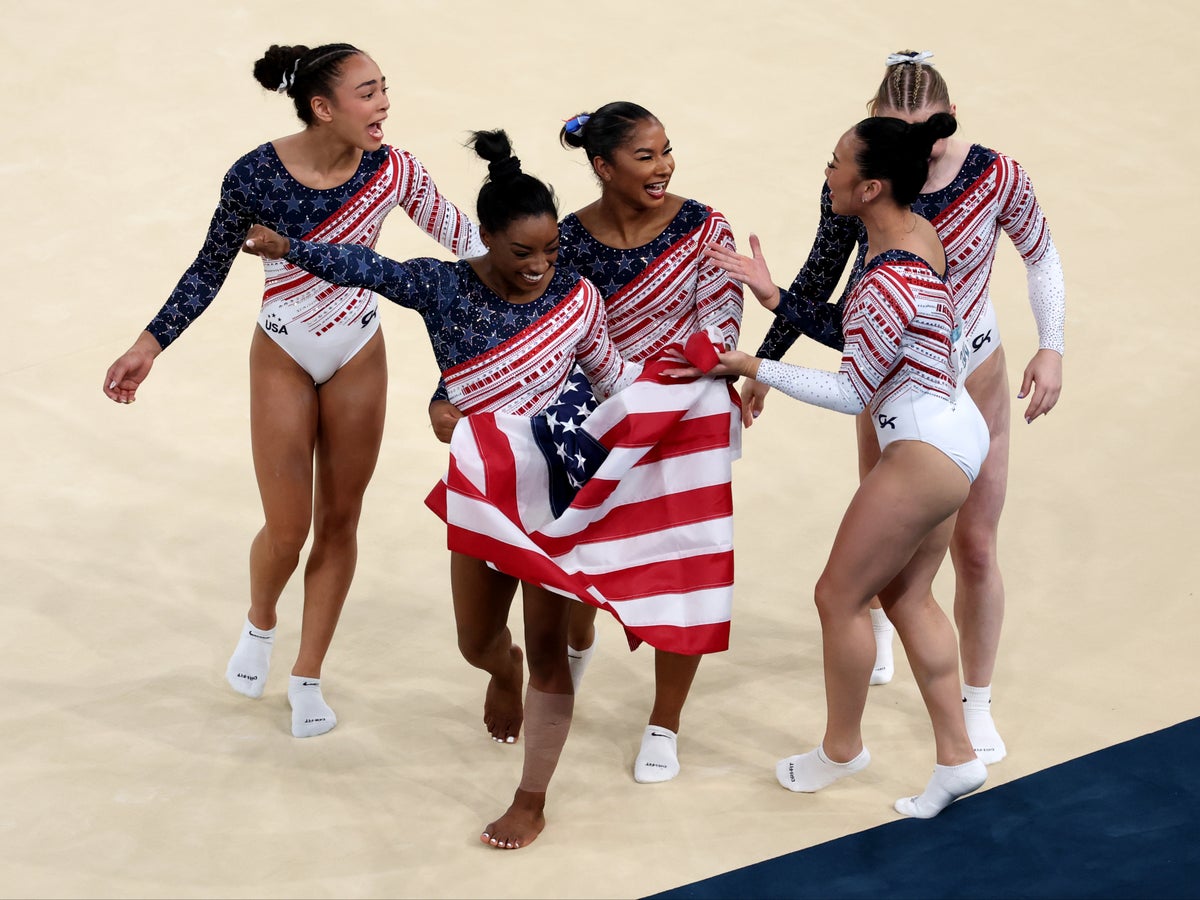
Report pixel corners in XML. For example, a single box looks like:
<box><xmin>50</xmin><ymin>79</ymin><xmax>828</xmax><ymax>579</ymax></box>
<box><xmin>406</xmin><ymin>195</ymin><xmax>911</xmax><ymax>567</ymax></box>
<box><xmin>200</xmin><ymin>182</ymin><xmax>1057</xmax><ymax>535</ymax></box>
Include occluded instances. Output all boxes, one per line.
<box><xmin>877</xmin><ymin>414</ymin><xmax>897</xmax><ymax>430</ymax></box>
<box><xmin>972</xmin><ymin>329</ymin><xmax>993</xmax><ymax>352</ymax></box>
<box><xmin>361</xmin><ymin>308</ymin><xmax>377</xmax><ymax>327</ymax></box>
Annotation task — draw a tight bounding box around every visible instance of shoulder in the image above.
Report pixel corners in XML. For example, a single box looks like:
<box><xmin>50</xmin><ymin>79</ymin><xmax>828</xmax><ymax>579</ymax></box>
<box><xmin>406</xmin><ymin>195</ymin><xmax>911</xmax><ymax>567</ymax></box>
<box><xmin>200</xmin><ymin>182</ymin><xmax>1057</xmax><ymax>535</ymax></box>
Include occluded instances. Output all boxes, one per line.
<box><xmin>567</xmin><ymin>273</ymin><xmax>603</xmax><ymax>305</ymax></box>
<box><xmin>218</xmin><ymin>144</ymin><xmax>280</xmax><ymax>198</ymax></box>
<box><xmin>991</xmin><ymin>149</ymin><xmax>1033</xmax><ymax>182</ymax></box>
<box><xmin>224</xmin><ymin>143</ymin><xmax>276</xmax><ymax>178</ymax></box>
<box><xmin>860</xmin><ymin>254</ymin><xmax>923</xmax><ymax>298</ymax></box>
<box><xmin>691</xmin><ymin>200</ymin><xmax>728</xmax><ymax>226</ymax></box>
<box><xmin>557</xmin><ymin>211</ymin><xmax>597</xmax><ymax>259</ymax></box>
<box><xmin>558</xmin><ymin>211</ymin><xmax>585</xmax><ymax>241</ymax></box>
<box><xmin>570</xmin><ymin>200</ymin><xmax>603</xmax><ymax>234</ymax></box>
<box><xmin>691</xmin><ymin>203</ymin><xmax>736</xmax><ymax>244</ymax></box>
<box><xmin>379</xmin><ymin>145</ymin><xmax>427</xmax><ymax>177</ymax></box>
<box><xmin>974</xmin><ymin>145</ymin><xmax>1029</xmax><ymax>179</ymax></box>
<box><xmin>401</xmin><ymin>256</ymin><xmax>458</xmax><ymax>280</ymax></box>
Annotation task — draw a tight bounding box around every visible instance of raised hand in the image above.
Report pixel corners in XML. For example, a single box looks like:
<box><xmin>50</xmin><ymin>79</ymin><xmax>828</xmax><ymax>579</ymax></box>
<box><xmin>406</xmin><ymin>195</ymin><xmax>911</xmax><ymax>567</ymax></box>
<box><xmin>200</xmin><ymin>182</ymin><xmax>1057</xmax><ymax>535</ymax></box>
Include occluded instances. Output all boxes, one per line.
<box><xmin>704</xmin><ymin>234</ymin><xmax>781</xmax><ymax>311</ymax></box>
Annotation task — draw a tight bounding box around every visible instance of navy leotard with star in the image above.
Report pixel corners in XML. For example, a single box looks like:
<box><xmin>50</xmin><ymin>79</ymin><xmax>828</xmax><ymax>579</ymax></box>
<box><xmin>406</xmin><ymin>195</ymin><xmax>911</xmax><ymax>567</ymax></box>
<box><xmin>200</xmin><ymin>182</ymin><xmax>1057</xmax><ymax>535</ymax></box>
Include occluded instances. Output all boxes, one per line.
<box><xmin>144</xmin><ymin>143</ymin><xmax>483</xmax><ymax>349</ymax></box>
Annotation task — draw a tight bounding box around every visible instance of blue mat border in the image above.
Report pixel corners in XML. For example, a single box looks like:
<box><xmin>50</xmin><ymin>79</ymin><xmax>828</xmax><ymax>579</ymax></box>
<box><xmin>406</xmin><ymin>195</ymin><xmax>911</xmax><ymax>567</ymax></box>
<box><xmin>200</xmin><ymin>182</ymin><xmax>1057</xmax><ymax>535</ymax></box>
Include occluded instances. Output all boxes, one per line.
<box><xmin>647</xmin><ymin>717</ymin><xmax>1200</xmax><ymax>900</ymax></box>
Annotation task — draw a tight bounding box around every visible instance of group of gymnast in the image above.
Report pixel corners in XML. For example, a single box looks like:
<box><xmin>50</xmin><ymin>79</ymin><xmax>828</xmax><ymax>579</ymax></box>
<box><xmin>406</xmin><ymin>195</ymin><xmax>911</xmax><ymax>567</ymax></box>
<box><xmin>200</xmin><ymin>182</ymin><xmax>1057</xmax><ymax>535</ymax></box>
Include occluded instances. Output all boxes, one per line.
<box><xmin>102</xmin><ymin>42</ymin><xmax>1065</xmax><ymax>850</ymax></box>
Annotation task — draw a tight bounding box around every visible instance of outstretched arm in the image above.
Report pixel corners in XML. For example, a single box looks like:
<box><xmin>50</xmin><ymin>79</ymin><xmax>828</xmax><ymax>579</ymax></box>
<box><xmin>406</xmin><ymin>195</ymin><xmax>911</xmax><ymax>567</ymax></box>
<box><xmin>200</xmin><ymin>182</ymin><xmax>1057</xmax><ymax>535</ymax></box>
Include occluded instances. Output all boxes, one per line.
<box><xmin>244</xmin><ymin>225</ymin><xmax>431</xmax><ymax>308</ymax></box>
<box><xmin>671</xmin><ymin>350</ymin><xmax>866</xmax><ymax>416</ymax></box>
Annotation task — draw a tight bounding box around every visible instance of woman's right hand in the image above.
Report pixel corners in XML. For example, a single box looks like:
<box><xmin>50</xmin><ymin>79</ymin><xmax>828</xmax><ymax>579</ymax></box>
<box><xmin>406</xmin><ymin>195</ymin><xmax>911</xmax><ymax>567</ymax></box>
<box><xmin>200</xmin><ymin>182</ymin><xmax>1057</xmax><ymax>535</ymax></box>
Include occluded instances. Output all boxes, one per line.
<box><xmin>704</xmin><ymin>233</ymin><xmax>781</xmax><ymax>311</ymax></box>
<box><xmin>103</xmin><ymin>331</ymin><xmax>162</xmax><ymax>404</ymax></box>
<box><xmin>429</xmin><ymin>400</ymin><xmax>465</xmax><ymax>444</ymax></box>
<box><xmin>242</xmin><ymin>224</ymin><xmax>291</xmax><ymax>260</ymax></box>
<box><xmin>739</xmin><ymin>377</ymin><xmax>771</xmax><ymax>428</ymax></box>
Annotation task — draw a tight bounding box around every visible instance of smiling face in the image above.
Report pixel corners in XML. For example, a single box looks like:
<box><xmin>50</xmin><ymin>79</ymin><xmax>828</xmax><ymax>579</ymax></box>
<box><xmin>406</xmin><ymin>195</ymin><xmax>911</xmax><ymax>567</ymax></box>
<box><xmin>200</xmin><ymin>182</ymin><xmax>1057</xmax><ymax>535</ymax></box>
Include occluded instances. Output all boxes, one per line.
<box><xmin>482</xmin><ymin>213</ymin><xmax>561</xmax><ymax>300</ymax></box>
<box><xmin>594</xmin><ymin>118</ymin><xmax>675</xmax><ymax>210</ymax></box>
<box><xmin>312</xmin><ymin>53</ymin><xmax>390</xmax><ymax>150</ymax></box>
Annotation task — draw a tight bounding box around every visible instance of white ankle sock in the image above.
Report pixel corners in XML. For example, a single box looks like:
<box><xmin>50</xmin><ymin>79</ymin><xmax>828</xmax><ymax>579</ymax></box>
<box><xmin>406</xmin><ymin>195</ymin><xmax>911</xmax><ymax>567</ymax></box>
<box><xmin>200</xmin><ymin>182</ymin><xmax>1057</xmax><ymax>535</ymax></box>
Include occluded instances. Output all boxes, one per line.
<box><xmin>963</xmin><ymin>683</ymin><xmax>1007</xmax><ymax>764</ymax></box>
<box><xmin>869</xmin><ymin>608</ymin><xmax>894</xmax><ymax>685</ymax></box>
<box><xmin>894</xmin><ymin>758</ymin><xmax>987</xmax><ymax>818</ymax></box>
<box><xmin>634</xmin><ymin>725</ymin><xmax>679</xmax><ymax>783</ymax></box>
<box><xmin>225</xmin><ymin>618</ymin><xmax>274</xmax><ymax>698</ymax></box>
<box><xmin>288</xmin><ymin>675</ymin><xmax>337</xmax><ymax>738</ymax></box>
<box><xmin>567</xmin><ymin>631</ymin><xmax>598</xmax><ymax>692</ymax></box>
<box><xmin>775</xmin><ymin>745</ymin><xmax>870</xmax><ymax>792</ymax></box>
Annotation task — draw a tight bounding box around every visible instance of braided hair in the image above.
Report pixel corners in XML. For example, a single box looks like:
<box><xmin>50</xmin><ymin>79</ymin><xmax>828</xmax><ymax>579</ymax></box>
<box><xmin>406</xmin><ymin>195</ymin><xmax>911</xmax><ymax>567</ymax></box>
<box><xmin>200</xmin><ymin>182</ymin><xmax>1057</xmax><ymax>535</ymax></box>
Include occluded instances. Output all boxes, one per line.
<box><xmin>868</xmin><ymin>50</ymin><xmax>951</xmax><ymax>115</ymax></box>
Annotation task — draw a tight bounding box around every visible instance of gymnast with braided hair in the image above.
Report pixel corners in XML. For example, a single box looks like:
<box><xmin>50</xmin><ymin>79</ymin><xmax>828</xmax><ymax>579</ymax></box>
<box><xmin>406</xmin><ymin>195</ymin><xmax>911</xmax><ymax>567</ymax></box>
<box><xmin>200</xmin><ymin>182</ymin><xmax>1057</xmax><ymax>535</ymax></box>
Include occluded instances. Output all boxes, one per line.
<box><xmin>673</xmin><ymin>111</ymin><xmax>989</xmax><ymax>818</ymax></box>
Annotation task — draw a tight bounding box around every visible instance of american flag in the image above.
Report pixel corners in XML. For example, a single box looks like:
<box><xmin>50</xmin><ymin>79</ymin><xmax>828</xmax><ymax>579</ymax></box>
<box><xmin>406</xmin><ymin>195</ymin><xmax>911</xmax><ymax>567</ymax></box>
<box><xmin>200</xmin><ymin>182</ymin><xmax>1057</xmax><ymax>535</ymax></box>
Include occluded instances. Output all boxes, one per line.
<box><xmin>426</xmin><ymin>335</ymin><xmax>739</xmax><ymax>655</ymax></box>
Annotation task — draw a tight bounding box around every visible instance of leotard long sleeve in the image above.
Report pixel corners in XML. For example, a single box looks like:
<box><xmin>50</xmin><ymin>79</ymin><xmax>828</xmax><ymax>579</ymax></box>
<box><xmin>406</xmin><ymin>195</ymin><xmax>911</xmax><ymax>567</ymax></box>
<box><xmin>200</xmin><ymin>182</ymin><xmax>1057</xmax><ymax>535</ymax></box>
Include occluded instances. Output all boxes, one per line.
<box><xmin>144</xmin><ymin>144</ymin><xmax>485</xmax><ymax>349</ymax></box>
<box><xmin>285</xmin><ymin>239</ymin><xmax>639</xmax><ymax>415</ymax></box>
<box><xmin>430</xmin><ymin>197</ymin><xmax>744</xmax><ymax>404</ymax></box>
<box><xmin>756</xmin><ymin>251</ymin><xmax>960</xmax><ymax>414</ymax></box>
<box><xmin>757</xmin><ymin>146</ymin><xmax>1065</xmax><ymax>361</ymax></box>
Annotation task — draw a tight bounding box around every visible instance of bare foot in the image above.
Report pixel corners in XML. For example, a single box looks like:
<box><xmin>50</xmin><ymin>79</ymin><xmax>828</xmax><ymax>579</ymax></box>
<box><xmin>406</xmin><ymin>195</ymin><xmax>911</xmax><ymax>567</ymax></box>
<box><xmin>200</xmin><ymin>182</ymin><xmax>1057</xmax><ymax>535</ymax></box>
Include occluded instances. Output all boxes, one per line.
<box><xmin>484</xmin><ymin>645</ymin><xmax>523</xmax><ymax>743</ymax></box>
<box><xmin>480</xmin><ymin>789</ymin><xmax>546</xmax><ymax>850</ymax></box>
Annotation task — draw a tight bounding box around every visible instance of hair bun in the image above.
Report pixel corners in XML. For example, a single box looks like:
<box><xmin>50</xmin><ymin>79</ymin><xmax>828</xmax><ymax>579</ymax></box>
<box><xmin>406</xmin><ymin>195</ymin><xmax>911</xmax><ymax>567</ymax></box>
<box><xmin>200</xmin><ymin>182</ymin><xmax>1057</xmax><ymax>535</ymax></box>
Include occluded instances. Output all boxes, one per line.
<box><xmin>920</xmin><ymin>111</ymin><xmax>958</xmax><ymax>142</ymax></box>
<box><xmin>488</xmin><ymin>156</ymin><xmax>523</xmax><ymax>181</ymax></box>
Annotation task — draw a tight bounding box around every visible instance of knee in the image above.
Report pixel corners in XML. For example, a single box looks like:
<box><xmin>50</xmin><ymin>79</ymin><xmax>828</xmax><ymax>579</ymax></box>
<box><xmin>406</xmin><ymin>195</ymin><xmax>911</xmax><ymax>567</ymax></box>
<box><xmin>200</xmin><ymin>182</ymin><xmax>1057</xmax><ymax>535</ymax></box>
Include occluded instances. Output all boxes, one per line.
<box><xmin>813</xmin><ymin>574</ymin><xmax>844</xmax><ymax>624</ymax></box>
<box><xmin>312</xmin><ymin>505</ymin><xmax>363</xmax><ymax>545</ymax></box>
<box><xmin>456</xmin><ymin>633</ymin><xmax>492</xmax><ymax>669</ymax></box>
<box><xmin>951</xmin><ymin>525</ymin><xmax>998</xmax><ymax>579</ymax></box>
<box><xmin>525</xmin><ymin>656</ymin><xmax>560</xmax><ymax>687</ymax></box>
<box><xmin>261</xmin><ymin>520</ymin><xmax>310</xmax><ymax>560</ymax></box>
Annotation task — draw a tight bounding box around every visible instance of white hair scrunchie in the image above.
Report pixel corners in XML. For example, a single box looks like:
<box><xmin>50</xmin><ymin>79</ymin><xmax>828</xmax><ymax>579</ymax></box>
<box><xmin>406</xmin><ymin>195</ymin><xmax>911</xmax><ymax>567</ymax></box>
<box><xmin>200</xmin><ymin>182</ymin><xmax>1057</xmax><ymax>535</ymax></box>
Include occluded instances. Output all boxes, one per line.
<box><xmin>886</xmin><ymin>50</ymin><xmax>934</xmax><ymax>67</ymax></box>
<box><xmin>276</xmin><ymin>59</ymin><xmax>301</xmax><ymax>94</ymax></box>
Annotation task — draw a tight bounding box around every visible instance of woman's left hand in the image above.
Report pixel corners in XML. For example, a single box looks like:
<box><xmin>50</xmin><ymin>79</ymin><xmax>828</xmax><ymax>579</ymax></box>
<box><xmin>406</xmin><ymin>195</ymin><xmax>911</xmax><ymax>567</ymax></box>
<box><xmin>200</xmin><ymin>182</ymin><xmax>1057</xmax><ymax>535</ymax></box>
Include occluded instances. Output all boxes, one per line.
<box><xmin>1018</xmin><ymin>348</ymin><xmax>1063</xmax><ymax>423</ymax></box>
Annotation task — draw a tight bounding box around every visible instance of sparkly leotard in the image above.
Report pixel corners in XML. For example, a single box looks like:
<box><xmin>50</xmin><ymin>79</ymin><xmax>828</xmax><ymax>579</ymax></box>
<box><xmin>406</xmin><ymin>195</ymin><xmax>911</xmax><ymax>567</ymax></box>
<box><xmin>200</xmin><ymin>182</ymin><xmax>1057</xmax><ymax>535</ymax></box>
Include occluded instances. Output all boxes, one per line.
<box><xmin>284</xmin><ymin>239</ymin><xmax>639</xmax><ymax>414</ymax></box>
<box><xmin>145</xmin><ymin>144</ymin><xmax>484</xmax><ymax>383</ymax></box>
<box><xmin>758</xmin><ymin>146</ymin><xmax>1065</xmax><ymax>375</ymax></box>
<box><xmin>557</xmin><ymin>199</ymin><xmax>743</xmax><ymax>357</ymax></box>
<box><xmin>756</xmin><ymin>250</ymin><xmax>988</xmax><ymax>481</ymax></box>
<box><xmin>429</xmin><ymin>198</ymin><xmax>744</xmax><ymax>404</ymax></box>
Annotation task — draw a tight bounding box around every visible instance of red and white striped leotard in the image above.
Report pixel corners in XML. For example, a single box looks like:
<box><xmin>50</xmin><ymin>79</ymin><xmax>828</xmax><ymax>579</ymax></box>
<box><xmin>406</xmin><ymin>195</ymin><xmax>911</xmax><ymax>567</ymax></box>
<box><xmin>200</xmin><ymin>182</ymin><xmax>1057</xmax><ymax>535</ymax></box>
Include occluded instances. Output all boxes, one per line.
<box><xmin>757</xmin><ymin>251</ymin><xmax>989</xmax><ymax>481</ymax></box>
<box><xmin>558</xmin><ymin>199</ymin><xmax>743</xmax><ymax>360</ymax></box>
<box><xmin>442</xmin><ymin>276</ymin><xmax>638</xmax><ymax>417</ymax></box>
<box><xmin>918</xmin><ymin>147</ymin><xmax>1064</xmax><ymax>370</ymax></box>
<box><xmin>758</xmin><ymin>146</ymin><xmax>1065</xmax><ymax>374</ymax></box>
